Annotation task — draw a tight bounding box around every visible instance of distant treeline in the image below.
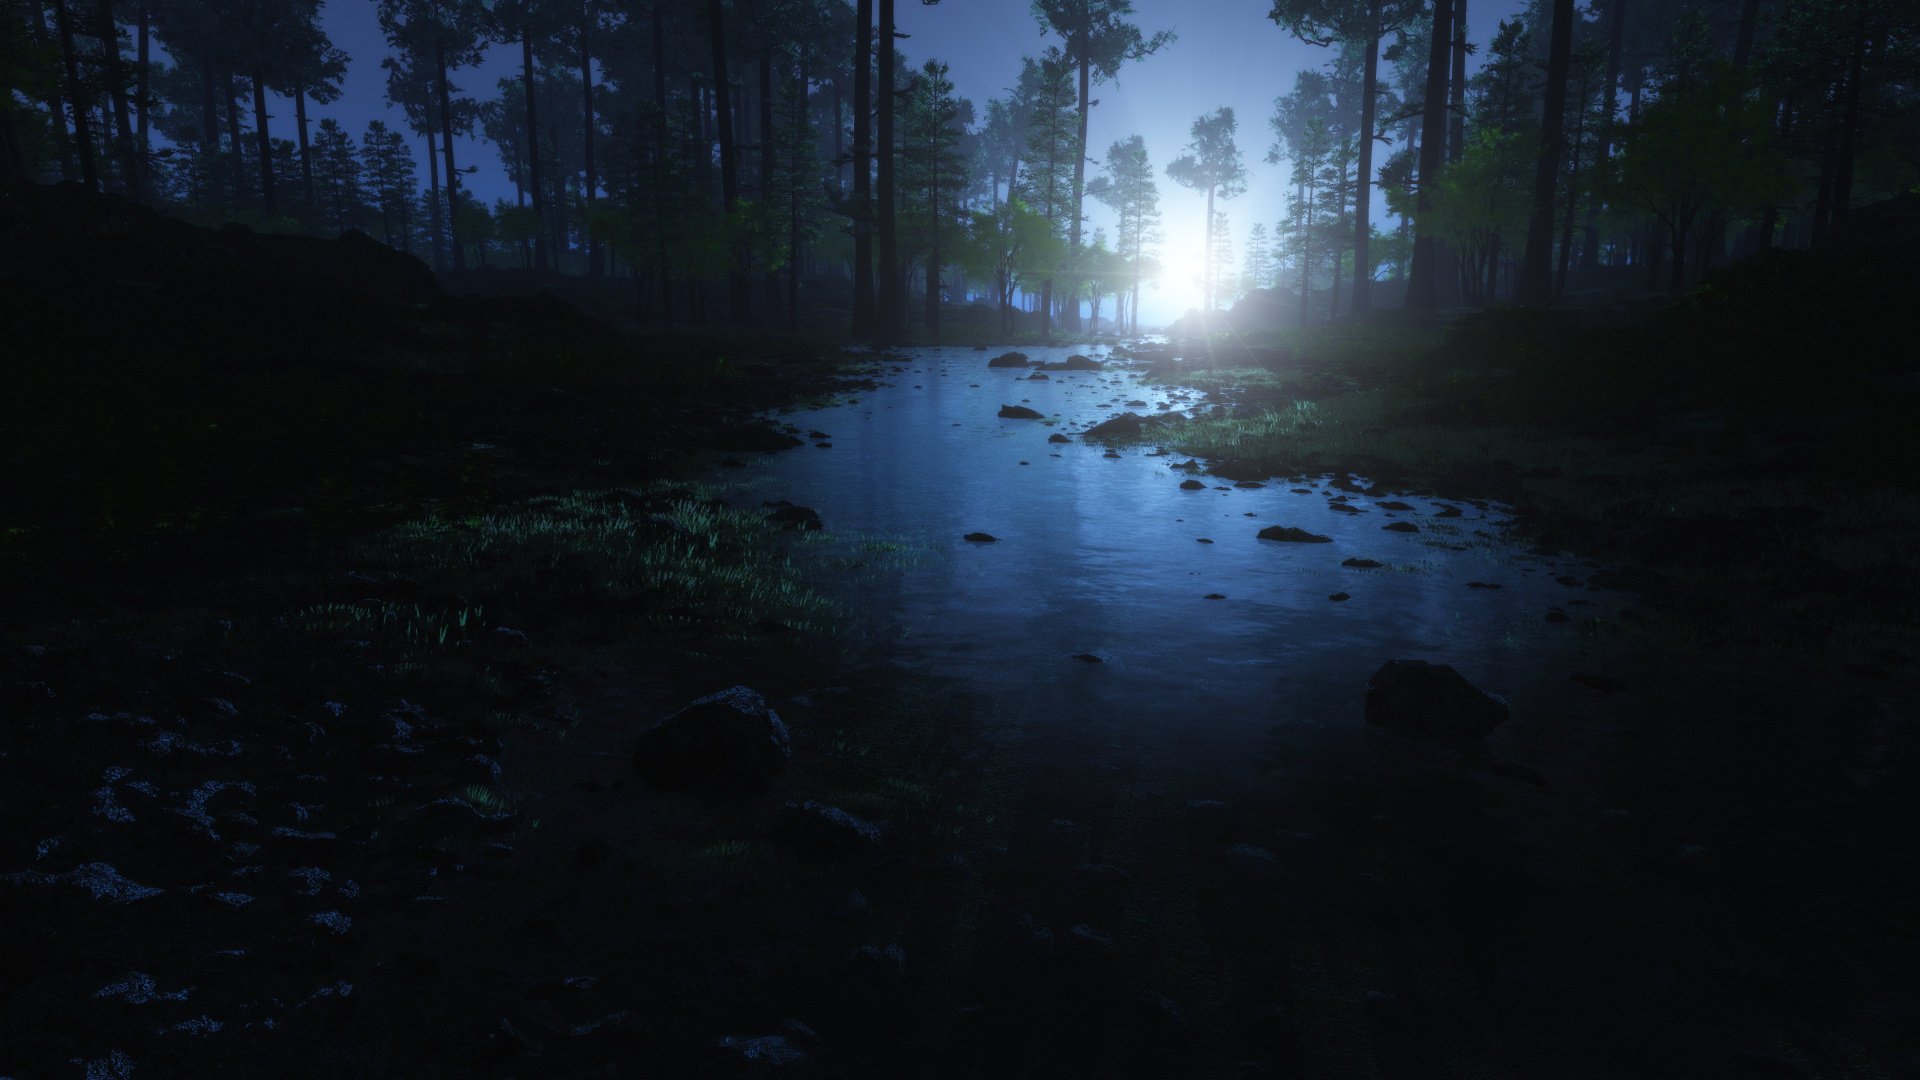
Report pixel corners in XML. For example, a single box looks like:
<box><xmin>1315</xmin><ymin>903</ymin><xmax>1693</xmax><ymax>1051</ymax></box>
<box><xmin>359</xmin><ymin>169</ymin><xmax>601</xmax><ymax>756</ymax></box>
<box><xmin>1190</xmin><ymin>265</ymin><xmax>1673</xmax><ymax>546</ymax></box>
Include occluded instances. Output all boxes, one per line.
<box><xmin>0</xmin><ymin>0</ymin><xmax>1913</xmax><ymax>334</ymax></box>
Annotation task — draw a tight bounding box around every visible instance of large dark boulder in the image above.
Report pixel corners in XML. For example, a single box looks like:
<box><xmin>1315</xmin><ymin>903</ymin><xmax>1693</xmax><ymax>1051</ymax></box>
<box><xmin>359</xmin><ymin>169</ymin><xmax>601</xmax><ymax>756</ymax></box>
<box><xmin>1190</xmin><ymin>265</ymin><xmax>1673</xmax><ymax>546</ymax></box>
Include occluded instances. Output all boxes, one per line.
<box><xmin>1257</xmin><ymin>526</ymin><xmax>1332</xmax><ymax>543</ymax></box>
<box><xmin>1041</xmin><ymin>354</ymin><xmax>1104</xmax><ymax>371</ymax></box>
<box><xmin>633</xmin><ymin>686</ymin><xmax>790</xmax><ymax>791</ymax></box>
<box><xmin>1364</xmin><ymin>660</ymin><xmax>1509</xmax><ymax>740</ymax></box>
<box><xmin>987</xmin><ymin>352</ymin><xmax>1031</xmax><ymax>367</ymax></box>
<box><xmin>998</xmin><ymin>404</ymin><xmax>1045</xmax><ymax>419</ymax></box>
<box><xmin>1082</xmin><ymin>412</ymin><xmax>1156</xmax><ymax>440</ymax></box>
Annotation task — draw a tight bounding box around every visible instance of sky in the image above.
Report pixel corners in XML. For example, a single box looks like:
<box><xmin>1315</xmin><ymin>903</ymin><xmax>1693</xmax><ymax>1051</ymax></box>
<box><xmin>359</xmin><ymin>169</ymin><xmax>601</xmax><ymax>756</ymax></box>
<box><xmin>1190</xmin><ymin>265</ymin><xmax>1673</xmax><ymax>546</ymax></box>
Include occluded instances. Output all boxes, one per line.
<box><xmin>286</xmin><ymin>0</ymin><xmax>1526</xmax><ymax>326</ymax></box>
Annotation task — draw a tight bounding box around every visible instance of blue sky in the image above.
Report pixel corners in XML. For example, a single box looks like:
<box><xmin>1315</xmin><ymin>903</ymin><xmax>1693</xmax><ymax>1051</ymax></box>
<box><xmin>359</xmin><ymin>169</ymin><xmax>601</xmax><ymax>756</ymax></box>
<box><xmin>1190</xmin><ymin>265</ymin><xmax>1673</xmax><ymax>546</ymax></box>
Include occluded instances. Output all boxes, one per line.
<box><xmin>297</xmin><ymin>0</ymin><xmax>1524</xmax><ymax>323</ymax></box>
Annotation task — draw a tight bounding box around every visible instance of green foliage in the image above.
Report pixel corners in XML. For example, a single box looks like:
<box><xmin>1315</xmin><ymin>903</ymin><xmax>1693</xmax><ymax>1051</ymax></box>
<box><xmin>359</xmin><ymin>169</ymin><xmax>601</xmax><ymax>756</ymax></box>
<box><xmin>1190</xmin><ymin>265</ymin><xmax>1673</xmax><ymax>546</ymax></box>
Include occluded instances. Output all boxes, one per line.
<box><xmin>1422</xmin><ymin>128</ymin><xmax>1533</xmax><ymax>303</ymax></box>
<box><xmin>357</xmin><ymin>486</ymin><xmax>837</xmax><ymax>635</ymax></box>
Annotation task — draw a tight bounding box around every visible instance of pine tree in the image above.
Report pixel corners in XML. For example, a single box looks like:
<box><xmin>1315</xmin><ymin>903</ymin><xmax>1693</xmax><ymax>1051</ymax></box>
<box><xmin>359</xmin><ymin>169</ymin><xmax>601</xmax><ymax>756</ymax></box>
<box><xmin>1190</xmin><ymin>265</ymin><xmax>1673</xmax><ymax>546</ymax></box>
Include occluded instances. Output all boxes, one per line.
<box><xmin>360</xmin><ymin>118</ymin><xmax>416</xmax><ymax>249</ymax></box>
<box><xmin>1165</xmin><ymin>106</ymin><xmax>1247</xmax><ymax>316</ymax></box>
<box><xmin>1088</xmin><ymin>134</ymin><xmax>1161</xmax><ymax>332</ymax></box>
<box><xmin>1244</xmin><ymin>222</ymin><xmax>1272</xmax><ymax>289</ymax></box>
<box><xmin>312</xmin><ymin>116</ymin><xmax>362</xmax><ymax>232</ymax></box>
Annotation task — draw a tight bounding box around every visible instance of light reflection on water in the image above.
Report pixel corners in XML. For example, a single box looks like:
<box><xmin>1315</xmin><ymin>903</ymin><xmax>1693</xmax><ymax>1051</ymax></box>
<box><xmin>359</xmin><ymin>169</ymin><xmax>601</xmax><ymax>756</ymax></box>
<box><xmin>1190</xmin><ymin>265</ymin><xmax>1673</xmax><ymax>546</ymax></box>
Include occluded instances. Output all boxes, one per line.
<box><xmin>722</xmin><ymin>343</ymin><xmax>1616</xmax><ymax>747</ymax></box>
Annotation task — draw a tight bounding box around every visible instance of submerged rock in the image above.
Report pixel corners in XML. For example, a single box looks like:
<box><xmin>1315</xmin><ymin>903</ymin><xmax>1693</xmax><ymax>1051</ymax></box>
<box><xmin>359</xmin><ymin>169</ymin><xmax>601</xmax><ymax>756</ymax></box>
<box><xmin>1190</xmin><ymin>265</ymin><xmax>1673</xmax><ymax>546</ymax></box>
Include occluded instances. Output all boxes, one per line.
<box><xmin>1256</xmin><ymin>526</ymin><xmax>1332</xmax><ymax>543</ymax></box>
<box><xmin>1364</xmin><ymin>660</ymin><xmax>1509</xmax><ymax>741</ymax></box>
<box><xmin>1383</xmin><ymin>522</ymin><xmax>1420</xmax><ymax>533</ymax></box>
<box><xmin>998</xmin><ymin>404</ymin><xmax>1045</xmax><ymax>419</ymax></box>
<box><xmin>963</xmin><ymin>532</ymin><xmax>998</xmax><ymax>543</ymax></box>
<box><xmin>1048</xmin><ymin>433</ymin><xmax>1072</xmax><ymax>444</ymax></box>
<box><xmin>632</xmin><ymin>686</ymin><xmax>790</xmax><ymax>791</ymax></box>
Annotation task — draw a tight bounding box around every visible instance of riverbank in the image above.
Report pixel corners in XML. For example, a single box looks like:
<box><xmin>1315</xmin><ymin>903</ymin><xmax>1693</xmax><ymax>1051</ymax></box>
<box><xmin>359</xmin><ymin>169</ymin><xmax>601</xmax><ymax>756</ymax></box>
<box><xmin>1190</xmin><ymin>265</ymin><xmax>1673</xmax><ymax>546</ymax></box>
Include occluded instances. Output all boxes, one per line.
<box><xmin>4</xmin><ymin>186</ymin><xmax>1916</xmax><ymax>1077</ymax></box>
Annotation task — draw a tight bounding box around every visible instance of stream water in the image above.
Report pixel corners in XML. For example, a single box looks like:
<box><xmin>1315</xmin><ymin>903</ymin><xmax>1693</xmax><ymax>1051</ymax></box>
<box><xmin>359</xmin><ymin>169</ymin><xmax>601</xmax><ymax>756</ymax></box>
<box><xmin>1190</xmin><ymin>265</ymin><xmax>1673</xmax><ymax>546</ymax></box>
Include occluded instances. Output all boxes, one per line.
<box><xmin>729</xmin><ymin>342</ymin><xmax>1621</xmax><ymax>759</ymax></box>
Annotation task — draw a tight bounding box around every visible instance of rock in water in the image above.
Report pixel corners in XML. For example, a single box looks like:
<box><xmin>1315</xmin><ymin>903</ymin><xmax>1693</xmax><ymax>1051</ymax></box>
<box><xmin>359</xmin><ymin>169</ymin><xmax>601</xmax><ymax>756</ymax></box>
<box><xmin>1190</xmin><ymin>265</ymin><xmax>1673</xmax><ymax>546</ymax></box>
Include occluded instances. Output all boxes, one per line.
<box><xmin>988</xmin><ymin>351</ymin><xmax>1031</xmax><ymax>367</ymax></box>
<box><xmin>1364</xmin><ymin>660</ymin><xmax>1509</xmax><ymax>740</ymax></box>
<box><xmin>1257</xmin><ymin>526</ymin><xmax>1333</xmax><ymax>543</ymax></box>
<box><xmin>963</xmin><ymin>532</ymin><xmax>998</xmax><ymax>543</ymax></box>
<box><xmin>999</xmin><ymin>404</ymin><xmax>1045</xmax><ymax>419</ymax></box>
<box><xmin>1082</xmin><ymin>412</ymin><xmax>1154</xmax><ymax>439</ymax></box>
<box><xmin>632</xmin><ymin>686</ymin><xmax>790</xmax><ymax>791</ymax></box>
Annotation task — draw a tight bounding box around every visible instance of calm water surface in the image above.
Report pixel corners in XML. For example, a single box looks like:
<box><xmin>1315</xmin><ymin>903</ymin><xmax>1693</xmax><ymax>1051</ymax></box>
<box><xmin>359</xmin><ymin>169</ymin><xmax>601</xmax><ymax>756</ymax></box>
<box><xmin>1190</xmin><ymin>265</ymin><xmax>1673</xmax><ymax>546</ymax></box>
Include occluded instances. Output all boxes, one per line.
<box><xmin>724</xmin><ymin>342</ymin><xmax>1619</xmax><ymax>752</ymax></box>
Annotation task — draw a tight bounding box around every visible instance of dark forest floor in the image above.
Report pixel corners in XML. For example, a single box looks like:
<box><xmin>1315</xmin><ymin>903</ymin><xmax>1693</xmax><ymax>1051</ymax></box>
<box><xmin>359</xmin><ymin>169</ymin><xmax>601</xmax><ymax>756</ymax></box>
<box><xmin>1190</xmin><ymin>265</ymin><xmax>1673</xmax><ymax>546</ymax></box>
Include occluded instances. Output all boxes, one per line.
<box><xmin>3</xmin><ymin>185</ymin><xmax>1917</xmax><ymax>1078</ymax></box>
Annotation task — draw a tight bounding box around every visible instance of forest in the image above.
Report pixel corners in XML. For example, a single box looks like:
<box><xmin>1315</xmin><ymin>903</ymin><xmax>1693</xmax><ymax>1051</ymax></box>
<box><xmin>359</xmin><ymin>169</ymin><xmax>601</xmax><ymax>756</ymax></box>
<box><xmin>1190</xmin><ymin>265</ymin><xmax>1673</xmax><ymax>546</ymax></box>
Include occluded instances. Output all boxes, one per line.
<box><xmin>2</xmin><ymin>0</ymin><xmax>1919</xmax><ymax>1076</ymax></box>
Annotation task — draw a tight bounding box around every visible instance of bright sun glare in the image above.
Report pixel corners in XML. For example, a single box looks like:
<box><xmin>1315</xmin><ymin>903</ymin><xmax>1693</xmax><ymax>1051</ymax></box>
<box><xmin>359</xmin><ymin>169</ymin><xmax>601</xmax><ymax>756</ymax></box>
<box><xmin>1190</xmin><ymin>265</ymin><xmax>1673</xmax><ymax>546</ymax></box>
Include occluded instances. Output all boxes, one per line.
<box><xmin>1154</xmin><ymin>231</ymin><xmax>1211</xmax><ymax>319</ymax></box>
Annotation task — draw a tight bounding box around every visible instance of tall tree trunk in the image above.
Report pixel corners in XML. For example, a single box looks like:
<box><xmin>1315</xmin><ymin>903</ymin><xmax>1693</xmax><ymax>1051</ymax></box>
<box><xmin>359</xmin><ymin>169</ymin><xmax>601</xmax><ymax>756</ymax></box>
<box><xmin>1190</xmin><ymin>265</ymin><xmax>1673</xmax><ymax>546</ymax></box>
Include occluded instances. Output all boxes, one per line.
<box><xmin>295</xmin><ymin>90</ymin><xmax>316</xmax><ymax>215</ymax></box>
<box><xmin>832</xmin><ymin>76</ymin><xmax>844</xmax><ymax>191</ymax></box>
<box><xmin>425</xmin><ymin>125</ymin><xmax>444</xmax><ymax>269</ymax></box>
<box><xmin>1583</xmin><ymin>0</ymin><xmax>1627</xmax><ymax>270</ymax></box>
<box><xmin>1668</xmin><ymin>213</ymin><xmax>1688</xmax><ymax>296</ymax></box>
<box><xmin>582</xmin><ymin>1</ymin><xmax>602</xmax><ymax>278</ymax></box>
<box><xmin>197</xmin><ymin>61</ymin><xmax>220</xmax><ymax>199</ymax></box>
<box><xmin>1810</xmin><ymin>109</ymin><xmax>1837</xmax><ymax>245</ymax></box>
<box><xmin>1732</xmin><ymin>0</ymin><xmax>1761</xmax><ymax>69</ymax></box>
<box><xmin>790</xmin><ymin>62</ymin><xmax>806</xmax><ymax>328</ymax></box>
<box><xmin>1828</xmin><ymin>0</ymin><xmax>1869</xmax><ymax>245</ymax></box>
<box><xmin>925</xmin><ymin>143</ymin><xmax>940</xmax><ymax>335</ymax></box>
<box><xmin>1517</xmin><ymin>0</ymin><xmax>1573</xmax><ymax>306</ymax></box>
<box><xmin>1758</xmin><ymin>95</ymin><xmax>1790</xmax><ymax>252</ymax></box>
<box><xmin>651</xmin><ymin>4</ymin><xmax>670</xmax><ymax>321</ymax></box>
<box><xmin>706</xmin><ymin>0</ymin><xmax>748</xmax><ymax>323</ymax></box>
<box><xmin>1062</xmin><ymin>52</ymin><xmax>1090</xmax><ymax>331</ymax></box>
<box><xmin>1352</xmin><ymin>28</ymin><xmax>1380</xmax><ymax>313</ymax></box>
<box><xmin>0</xmin><ymin>97</ymin><xmax>24</xmax><ymax>186</ymax></box>
<box><xmin>251</xmin><ymin>68</ymin><xmax>275</xmax><ymax>216</ymax></box>
<box><xmin>875</xmin><ymin>0</ymin><xmax>904</xmax><ymax>344</ymax></box>
<box><xmin>30</xmin><ymin>2</ymin><xmax>75</xmax><ymax>179</ymax></box>
<box><xmin>98</xmin><ymin>0</ymin><xmax>138</xmax><ymax>197</ymax></box>
<box><xmin>518</xmin><ymin>30</ymin><xmax>548</xmax><ymax>272</ymax></box>
<box><xmin>760</xmin><ymin>51</ymin><xmax>779</xmax><ymax>323</ymax></box>
<box><xmin>1204</xmin><ymin>184</ymin><xmax>1216</xmax><ymax>315</ymax></box>
<box><xmin>1405</xmin><ymin>0</ymin><xmax>1452</xmax><ymax>309</ymax></box>
<box><xmin>51</xmin><ymin>0</ymin><xmax>96</xmax><ymax>190</ymax></box>
<box><xmin>851</xmin><ymin>0</ymin><xmax>874</xmax><ymax>337</ymax></box>
<box><xmin>1556</xmin><ymin>96</ymin><xmax>1585</xmax><ymax>296</ymax></box>
<box><xmin>1447</xmin><ymin>0</ymin><xmax>1466</xmax><ymax>163</ymax></box>
<box><xmin>224</xmin><ymin>72</ymin><xmax>246</xmax><ymax>208</ymax></box>
<box><xmin>1299</xmin><ymin>182</ymin><xmax>1312</xmax><ymax>328</ymax></box>
<box><xmin>435</xmin><ymin>42</ymin><xmax>464</xmax><ymax>270</ymax></box>
<box><xmin>135</xmin><ymin>8</ymin><xmax>149</xmax><ymax>194</ymax></box>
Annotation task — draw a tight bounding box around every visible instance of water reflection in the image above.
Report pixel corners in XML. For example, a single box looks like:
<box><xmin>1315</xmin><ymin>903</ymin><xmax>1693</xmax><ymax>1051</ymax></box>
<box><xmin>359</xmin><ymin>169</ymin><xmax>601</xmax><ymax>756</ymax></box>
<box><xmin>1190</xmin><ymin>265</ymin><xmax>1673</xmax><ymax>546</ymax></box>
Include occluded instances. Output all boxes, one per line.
<box><xmin>724</xmin><ymin>344</ymin><xmax>1614</xmax><ymax>746</ymax></box>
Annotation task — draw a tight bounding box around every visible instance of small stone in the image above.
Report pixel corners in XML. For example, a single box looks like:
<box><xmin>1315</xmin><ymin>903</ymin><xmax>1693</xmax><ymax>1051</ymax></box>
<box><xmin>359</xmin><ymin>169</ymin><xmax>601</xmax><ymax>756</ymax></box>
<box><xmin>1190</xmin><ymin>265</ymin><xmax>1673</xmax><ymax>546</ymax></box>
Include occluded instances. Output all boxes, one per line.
<box><xmin>1071</xmin><ymin>653</ymin><xmax>1104</xmax><ymax>664</ymax></box>
<box><xmin>1203</xmin><ymin>593</ymin><xmax>1226</xmax><ymax>600</ymax></box>
<box><xmin>1328</xmin><ymin>592</ymin><xmax>1351</xmax><ymax>602</ymax></box>
<box><xmin>1342</xmin><ymin>558</ymin><xmax>1383</xmax><ymax>568</ymax></box>
<box><xmin>1179</xmin><ymin>479</ymin><xmax>1205</xmax><ymax>490</ymax></box>
<box><xmin>1383</xmin><ymin>522</ymin><xmax>1419</xmax><ymax>533</ymax></box>
<box><xmin>963</xmin><ymin>532</ymin><xmax>998</xmax><ymax>543</ymax></box>
<box><xmin>1257</xmin><ymin>526</ymin><xmax>1332</xmax><ymax>543</ymax></box>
